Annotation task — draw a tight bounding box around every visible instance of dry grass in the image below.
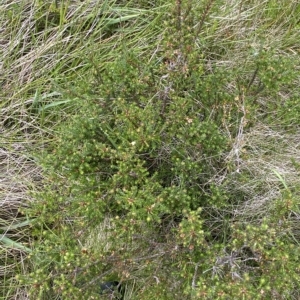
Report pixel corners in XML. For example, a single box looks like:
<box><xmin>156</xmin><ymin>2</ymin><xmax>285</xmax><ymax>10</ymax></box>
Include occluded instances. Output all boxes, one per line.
<box><xmin>0</xmin><ymin>143</ymin><xmax>38</xmax><ymax>299</ymax></box>
<box><xmin>225</xmin><ymin>124</ymin><xmax>300</xmax><ymax>216</ymax></box>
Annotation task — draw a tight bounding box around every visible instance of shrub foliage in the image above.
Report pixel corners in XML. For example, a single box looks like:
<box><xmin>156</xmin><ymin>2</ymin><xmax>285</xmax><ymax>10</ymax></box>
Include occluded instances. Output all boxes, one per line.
<box><xmin>23</xmin><ymin>0</ymin><xmax>300</xmax><ymax>299</ymax></box>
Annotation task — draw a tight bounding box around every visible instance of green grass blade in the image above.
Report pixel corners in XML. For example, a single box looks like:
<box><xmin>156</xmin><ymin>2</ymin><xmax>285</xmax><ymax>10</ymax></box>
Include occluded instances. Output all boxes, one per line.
<box><xmin>271</xmin><ymin>169</ymin><xmax>289</xmax><ymax>190</ymax></box>
<box><xmin>38</xmin><ymin>99</ymin><xmax>72</xmax><ymax>112</ymax></box>
<box><xmin>0</xmin><ymin>219</ymin><xmax>34</xmax><ymax>231</ymax></box>
<box><xmin>0</xmin><ymin>235</ymin><xmax>32</xmax><ymax>253</ymax></box>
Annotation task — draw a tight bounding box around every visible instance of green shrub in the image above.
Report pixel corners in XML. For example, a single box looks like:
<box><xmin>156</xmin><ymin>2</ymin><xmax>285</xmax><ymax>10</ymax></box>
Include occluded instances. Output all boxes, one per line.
<box><xmin>23</xmin><ymin>0</ymin><xmax>300</xmax><ymax>299</ymax></box>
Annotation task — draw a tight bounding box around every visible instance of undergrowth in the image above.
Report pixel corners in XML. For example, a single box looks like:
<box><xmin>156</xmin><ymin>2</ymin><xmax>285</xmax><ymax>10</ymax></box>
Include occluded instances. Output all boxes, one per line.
<box><xmin>1</xmin><ymin>0</ymin><xmax>300</xmax><ymax>299</ymax></box>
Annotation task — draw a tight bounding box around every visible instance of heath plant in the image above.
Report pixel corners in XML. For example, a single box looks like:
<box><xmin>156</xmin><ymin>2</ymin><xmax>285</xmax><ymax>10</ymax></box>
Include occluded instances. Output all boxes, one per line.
<box><xmin>2</xmin><ymin>0</ymin><xmax>300</xmax><ymax>299</ymax></box>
